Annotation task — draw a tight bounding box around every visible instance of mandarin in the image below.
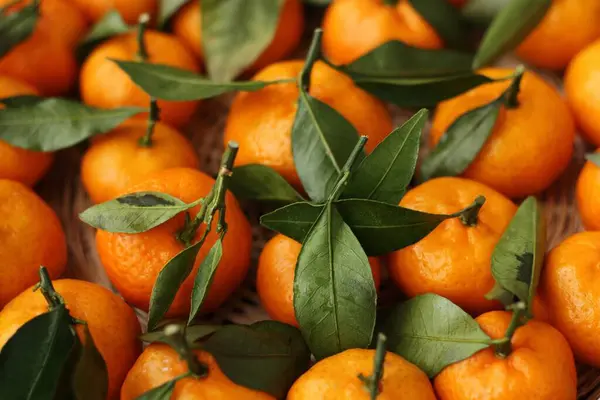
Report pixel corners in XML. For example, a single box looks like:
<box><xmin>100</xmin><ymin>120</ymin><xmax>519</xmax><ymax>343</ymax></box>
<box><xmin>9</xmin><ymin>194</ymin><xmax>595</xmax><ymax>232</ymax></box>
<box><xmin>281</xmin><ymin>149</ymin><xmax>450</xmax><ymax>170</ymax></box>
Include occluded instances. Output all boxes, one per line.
<box><xmin>322</xmin><ymin>0</ymin><xmax>442</xmax><ymax>65</ymax></box>
<box><xmin>388</xmin><ymin>177</ymin><xmax>516</xmax><ymax>316</ymax></box>
<box><xmin>0</xmin><ymin>180</ymin><xmax>66</xmax><ymax>307</ymax></box>
<box><xmin>95</xmin><ymin>168</ymin><xmax>252</xmax><ymax>317</ymax></box>
<box><xmin>223</xmin><ymin>60</ymin><xmax>393</xmax><ymax>189</ymax></box>
<box><xmin>430</xmin><ymin>67</ymin><xmax>575</xmax><ymax>198</ymax></box>
<box><xmin>257</xmin><ymin>234</ymin><xmax>382</xmax><ymax>327</ymax></box>
<box><xmin>0</xmin><ymin>279</ymin><xmax>141</xmax><ymax>399</ymax></box>
<box><xmin>288</xmin><ymin>348</ymin><xmax>436</xmax><ymax>400</ymax></box>
<box><xmin>80</xmin><ymin>30</ymin><xmax>200</xmax><ymax>128</ymax></box>
<box><xmin>517</xmin><ymin>0</ymin><xmax>600</xmax><ymax>70</ymax></box>
<box><xmin>121</xmin><ymin>343</ymin><xmax>274</xmax><ymax>400</ymax></box>
<box><xmin>576</xmin><ymin>150</ymin><xmax>600</xmax><ymax>230</ymax></box>
<box><xmin>81</xmin><ymin>118</ymin><xmax>199</xmax><ymax>204</ymax></box>
<box><xmin>173</xmin><ymin>0</ymin><xmax>304</xmax><ymax>73</ymax></box>
<box><xmin>434</xmin><ymin>311</ymin><xmax>577</xmax><ymax>400</ymax></box>
<box><xmin>0</xmin><ymin>75</ymin><xmax>53</xmax><ymax>186</ymax></box>
<box><xmin>70</xmin><ymin>0</ymin><xmax>157</xmax><ymax>24</ymax></box>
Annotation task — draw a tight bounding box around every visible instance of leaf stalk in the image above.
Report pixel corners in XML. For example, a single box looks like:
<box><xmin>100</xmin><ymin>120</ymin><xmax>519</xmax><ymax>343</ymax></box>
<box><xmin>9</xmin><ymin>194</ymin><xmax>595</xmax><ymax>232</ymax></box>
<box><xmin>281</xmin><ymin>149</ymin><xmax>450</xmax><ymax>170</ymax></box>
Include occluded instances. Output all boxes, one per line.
<box><xmin>503</xmin><ymin>65</ymin><xmax>525</xmax><ymax>109</ymax></box>
<box><xmin>455</xmin><ymin>195</ymin><xmax>486</xmax><ymax>227</ymax></box>
<box><xmin>298</xmin><ymin>29</ymin><xmax>323</xmax><ymax>92</ymax></box>
<box><xmin>136</xmin><ymin>13</ymin><xmax>150</xmax><ymax>61</ymax></box>
<box><xmin>359</xmin><ymin>333</ymin><xmax>387</xmax><ymax>400</ymax></box>
<box><xmin>138</xmin><ymin>97</ymin><xmax>160</xmax><ymax>147</ymax></box>
<box><xmin>329</xmin><ymin>136</ymin><xmax>368</xmax><ymax>201</ymax></box>
<box><xmin>163</xmin><ymin>324</ymin><xmax>208</xmax><ymax>378</ymax></box>
<box><xmin>491</xmin><ymin>301</ymin><xmax>527</xmax><ymax>358</ymax></box>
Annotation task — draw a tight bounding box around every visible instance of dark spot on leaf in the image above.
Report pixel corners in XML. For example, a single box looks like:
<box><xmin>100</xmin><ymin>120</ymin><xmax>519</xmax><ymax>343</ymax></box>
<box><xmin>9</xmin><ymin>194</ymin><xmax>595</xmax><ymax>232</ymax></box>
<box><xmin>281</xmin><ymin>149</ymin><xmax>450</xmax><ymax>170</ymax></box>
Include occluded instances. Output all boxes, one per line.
<box><xmin>117</xmin><ymin>194</ymin><xmax>175</xmax><ymax>207</ymax></box>
<box><xmin>516</xmin><ymin>252</ymin><xmax>533</xmax><ymax>284</ymax></box>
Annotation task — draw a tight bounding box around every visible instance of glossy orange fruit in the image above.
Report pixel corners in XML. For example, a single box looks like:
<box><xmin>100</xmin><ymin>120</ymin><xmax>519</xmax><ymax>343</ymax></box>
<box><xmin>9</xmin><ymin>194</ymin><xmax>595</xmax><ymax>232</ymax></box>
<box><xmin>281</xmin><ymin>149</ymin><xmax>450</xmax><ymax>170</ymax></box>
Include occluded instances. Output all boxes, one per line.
<box><xmin>223</xmin><ymin>60</ymin><xmax>393</xmax><ymax>189</ymax></box>
<box><xmin>565</xmin><ymin>38</ymin><xmax>600</xmax><ymax>146</ymax></box>
<box><xmin>71</xmin><ymin>0</ymin><xmax>157</xmax><ymax>24</ymax></box>
<box><xmin>257</xmin><ymin>234</ymin><xmax>382</xmax><ymax>328</ymax></box>
<box><xmin>81</xmin><ymin>119</ymin><xmax>199</xmax><ymax>204</ymax></box>
<box><xmin>0</xmin><ymin>180</ymin><xmax>67</xmax><ymax>307</ymax></box>
<box><xmin>540</xmin><ymin>231</ymin><xmax>600</xmax><ymax>368</ymax></box>
<box><xmin>0</xmin><ymin>21</ymin><xmax>77</xmax><ymax>96</ymax></box>
<box><xmin>288</xmin><ymin>348</ymin><xmax>436</xmax><ymax>399</ymax></box>
<box><xmin>80</xmin><ymin>30</ymin><xmax>200</xmax><ymax>129</ymax></box>
<box><xmin>121</xmin><ymin>343</ymin><xmax>274</xmax><ymax>399</ymax></box>
<box><xmin>0</xmin><ymin>75</ymin><xmax>54</xmax><ymax>186</ymax></box>
<box><xmin>96</xmin><ymin>167</ymin><xmax>252</xmax><ymax>317</ymax></box>
<box><xmin>0</xmin><ymin>279</ymin><xmax>142</xmax><ymax>399</ymax></box>
<box><xmin>576</xmin><ymin>150</ymin><xmax>600</xmax><ymax>230</ymax></box>
<box><xmin>322</xmin><ymin>0</ymin><xmax>443</xmax><ymax>65</ymax></box>
<box><xmin>434</xmin><ymin>311</ymin><xmax>577</xmax><ymax>400</ymax></box>
<box><xmin>388</xmin><ymin>177</ymin><xmax>516</xmax><ymax>316</ymax></box>
<box><xmin>430</xmin><ymin>67</ymin><xmax>575</xmax><ymax>198</ymax></box>
<box><xmin>172</xmin><ymin>0</ymin><xmax>304</xmax><ymax>73</ymax></box>
<box><xmin>0</xmin><ymin>0</ymin><xmax>89</xmax><ymax>48</ymax></box>
<box><xmin>517</xmin><ymin>0</ymin><xmax>600</xmax><ymax>70</ymax></box>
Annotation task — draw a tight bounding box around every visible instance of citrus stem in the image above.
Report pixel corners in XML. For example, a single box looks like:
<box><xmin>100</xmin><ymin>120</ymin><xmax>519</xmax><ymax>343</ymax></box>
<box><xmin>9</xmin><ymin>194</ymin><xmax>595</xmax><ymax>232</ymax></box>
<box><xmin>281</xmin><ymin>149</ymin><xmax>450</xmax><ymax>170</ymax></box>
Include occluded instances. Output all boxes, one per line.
<box><xmin>492</xmin><ymin>302</ymin><xmax>527</xmax><ymax>358</ymax></box>
<box><xmin>136</xmin><ymin>13</ymin><xmax>150</xmax><ymax>61</ymax></box>
<box><xmin>359</xmin><ymin>333</ymin><xmax>387</xmax><ymax>400</ymax></box>
<box><xmin>138</xmin><ymin>97</ymin><xmax>160</xmax><ymax>147</ymax></box>
<box><xmin>503</xmin><ymin>65</ymin><xmax>525</xmax><ymax>109</ymax></box>
<box><xmin>329</xmin><ymin>136</ymin><xmax>368</xmax><ymax>201</ymax></box>
<box><xmin>298</xmin><ymin>28</ymin><xmax>323</xmax><ymax>92</ymax></box>
<box><xmin>176</xmin><ymin>142</ymin><xmax>239</xmax><ymax>247</ymax></box>
<box><xmin>454</xmin><ymin>195</ymin><xmax>486</xmax><ymax>227</ymax></box>
<box><xmin>33</xmin><ymin>266</ymin><xmax>66</xmax><ymax>310</ymax></box>
<box><xmin>163</xmin><ymin>324</ymin><xmax>208</xmax><ymax>378</ymax></box>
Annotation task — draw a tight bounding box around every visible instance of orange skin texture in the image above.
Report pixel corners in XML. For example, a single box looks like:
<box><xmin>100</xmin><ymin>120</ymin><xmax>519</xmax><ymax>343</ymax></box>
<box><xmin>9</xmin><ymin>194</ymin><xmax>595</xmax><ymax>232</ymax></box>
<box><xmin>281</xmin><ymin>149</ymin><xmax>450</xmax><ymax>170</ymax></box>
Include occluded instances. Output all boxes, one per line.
<box><xmin>288</xmin><ymin>348</ymin><xmax>436</xmax><ymax>400</ymax></box>
<box><xmin>257</xmin><ymin>234</ymin><xmax>382</xmax><ymax>327</ymax></box>
<box><xmin>80</xmin><ymin>30</ymin><xmax>200</xmax><ymax>129</ymax></box>
<box><xmin>576</xmin><ymin>150</ymin><xmax>600</xmax><ymax>230</ymax></box>
<box><xmin>0</xmin><ymin>279</ymin><xmax>142</xmax><ymax>400</ymax></box>
<box><xmin>0</xmin><ymin>0</ymin><xmax>89</xmax><ymax>48</ymax></box>
<box><xmin>70</xmin><ymin>0</ymin><xmax>157</xmax><ymax>24</ymax></box>
<box><xmin>565</xmin><ymin>39</ymin><xmax>600</xmax><ymax>146</ymax></box>
<box><xmin>388</xmin><ymin>177</ymin><xmax>516</xmax><ymax>316</ymax></box>
<box><xmin>430</xmin><ymin>68</ymin><xmax>575</xmax><ymax>198</ymax></box>
<box><xmin>223</xmin><ymin>60</ymin><xmax>393</xmax><ymax>189</ymax></box>
<box><xmin>540</xmin><ymin>231</ymin><xmax>600</xmax><ymax>367</ymax></box>
<box><xmin>96</xmin><ymin>168</ymin><xmax>252</xmax><ymax>317</ymax></box>
<box><xmin>121</xmin><ymin>343</ymin><xmax>274</xmax><ymax>400</ymax></box>
<box><xmin>81</xmin><ymin>119</ymin><xmax>199</xmax><ymax>204</ymax></box>
<box><xmin>173</xmin><ymin>0</ymin><xmax>304</xmax><ymax>74</ymax></box>
<box><xmin>0</xmin><ymin>22</ymin><xmax>77</xmax><ymax>96</ymax></box>
<box><xmin>434</xmin><ymin>311</ymin><xmax>577</xmax><ymax>400</ymax></box>
<box><xmin>322</xmin><ymin>0</ymin><xmax>443</xmax><ymax>65</ymax></box>
<box><xmin>516</xmin><ymin>0</ymin><xmax>600</xmax><ymax>70</ymax></box>
<box><xmin>0</xmin><ymin>180</ymin><xmax>67</xmax><ymax>307</ymax></box>
<box><xmin>0</xmin><ymin>75</ymin><xmax>53</xmax><ymax>186</ymax></box>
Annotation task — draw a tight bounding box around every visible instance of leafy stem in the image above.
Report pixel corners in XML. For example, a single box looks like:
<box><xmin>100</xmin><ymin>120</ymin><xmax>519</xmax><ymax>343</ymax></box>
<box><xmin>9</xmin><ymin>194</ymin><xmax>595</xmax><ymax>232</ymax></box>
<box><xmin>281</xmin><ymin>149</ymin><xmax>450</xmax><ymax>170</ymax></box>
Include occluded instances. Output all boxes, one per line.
<box><xmin>138</xmin><ymin>97</ymin><xmax>160</xmax><ymax>147</ymax></box>
<box><xmin>490</xmin><ymin>301</ymin><xmax>527</xmax><ymax>358</ymax></box>
<box><xmin>329</xmin><ymin>136</ymin><xmax>368</xmax><ymax>201</ymax></box>
<box><xmin>298</xmin><ymin>28</ymin><xmax>323</xmax><ymax>92</ymax></box>
<box><xmin>502</xmin><ymin>65</ymin><xmax>525</xmax><ymax>109</ymax></box>
<box><xmin>163</xmin><ymin>324</ymin><xmax>208</xmax><ymax>377</ymax></box>
<box><xmin>34</xmin><ymin>266</ymin><xmax>66</xmax><ymax>310</ymax></box>
<box><xmin>453</xmin><ymin>195</ymin><xmax>486</xmax><ymax>227</ymax></box>
<box><xmin>176</xmin><ymin>141</ymin><xmax>239</xmax><ymax>246</ymax></box>
<box><xmin>136</xmin><ymin>13</ymin><xmax>150</xmax><ymax>61</ymax></box>
<box><xmin>359</xmin><ymin>333</ymin><xmax>387</xmax><ymax>400</ymax></box>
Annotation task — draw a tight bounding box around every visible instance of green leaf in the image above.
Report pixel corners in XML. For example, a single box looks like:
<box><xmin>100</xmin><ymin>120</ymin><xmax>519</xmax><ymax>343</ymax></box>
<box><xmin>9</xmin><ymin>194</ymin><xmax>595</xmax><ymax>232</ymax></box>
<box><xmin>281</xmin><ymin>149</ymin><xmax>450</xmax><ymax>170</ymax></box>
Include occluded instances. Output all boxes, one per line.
<box><xmin>229</xmin><ymin>165</ymin><xmax>304</xmax><ymax>203</ymax></box>
<box><xmin>0</xmin><ymin>95</ymin><xmax>43</xmax><ymax>107</ymax></box>
<box><xmin>408</xmin><ymin>0</ymin><xmax>467</xmax><ymax>49</ymax></box>
<box><xmin>148</xmin><ymin>242</ymin><xmax>202</xmax><ymax>330</ymax></box>
<box><xmin>135</xmin><ymin>375</ymin><xmax>188</xmax><ymax>400</ymax></box>
<box><xmin>114</xmin><ymin>61</ymin><xmax>277</xmax><ymax>101</ymax></box>
<box><xmin>71</xmin><ymin>325</ymin><xmax>108</xmax><ymax>400</ymax></box>
<box><xmin>0</xmin><ymin>307</ymin><xmax>76</xmax><ymax>399</ymax></box>
<box><xmin>202</xmin><ymin>0</ymin><xmax>286</xmax><ymax>82</ymax></box>
<box><xmin>294</xmin><ymin>203</ymin><xmax>376</xmax><ymax>359</ymax></box>
<box><xmin>461</xmin><ymin>0</ymin><xmax>509</xmax><ymax>25</ymax></box>
<box><xmin>79</xmin><ymin>192</ymin><xmax>197</xmax><ymax>233</ymax></box>
<box><xmin>351</xmin><ymin>73</ymin><xmax>492</xmax><ymax>108</ymax></box>
<box><xmin>260</xmin><ymin>202</ymin><xmax>325</xmax><ymax>243</ymax></box>
<box><xmin>473</xmin><ymin>0</ymin><xmax>551</xmax><ymax>68</ymax></box>
<box><xmin>188</xmin><ymin>239</ymin><xmax>223</xmax><ymax>323</ymax></box>
<box><xmin>141</xmin><ymin>325</ymin><xmax>220</xmax><ymax>345</ymax></box>
<box><xmin>420</xmin><ymin>98</ymin><xmax>502</xmax><ymax>182</ymax></box>
<box><xmin>77</xmin><ymin>9</ymin><xmax>130</xmax><ymax>58</ymax></box>
<box><xmin>585</xmin><ymin>153</ymin><xmax>600</xmax><ymax>167</ymax></box>
<box><xmin>342</xmin><ymin>109</ymin><xmax>427</xmax><ymax>203</ymax></box>
<box><xmin>157</xmin><ymin>0</ymin><xmax>189</xmax><ymax>28</ymax></box>
<box><xmin>0</xmin><ymin>98</ymin><xmax>143</xmax><ymax>151</ymax></box>
<box><xmin>384</xmin><ymin>294</ymin><xmax>491</xmax><ymax>378</ymax></box>
<box><xmin>203</xmin><ymin>321</ymin><xmax>311</xmax><ymax>398</ymax></box>
<box><xmin>485</xmin><ymin>197</ymin><xmax>545</xmax><ymax>316</ymax></box>
<box><xmin>340</xmin><ymin>41</ymin><xmax>474</xmax><ymax>78</ymax></box>
<box><xmin>292</xmin><ymin>91</ymin><xmax>363</xmax><ymax>202</ymax></box>
<box><xmin>335</xmin><ymin>199</ymin><xmax>456</xmax><ymax>256</ymax></box>
<box><xmin>0</xmin><ymin>3</ymin><xmax>39</xmax><ymax>58</ymax></box>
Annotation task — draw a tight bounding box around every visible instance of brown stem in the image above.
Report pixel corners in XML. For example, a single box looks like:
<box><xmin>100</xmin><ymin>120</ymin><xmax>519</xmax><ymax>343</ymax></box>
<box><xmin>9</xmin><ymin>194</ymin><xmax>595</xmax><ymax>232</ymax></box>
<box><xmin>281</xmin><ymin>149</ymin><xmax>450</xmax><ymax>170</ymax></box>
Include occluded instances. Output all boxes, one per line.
<box><xmin>163</xmin><ymin>324</ymin><xmax>208</xmax><ymax>377</ymax></box>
